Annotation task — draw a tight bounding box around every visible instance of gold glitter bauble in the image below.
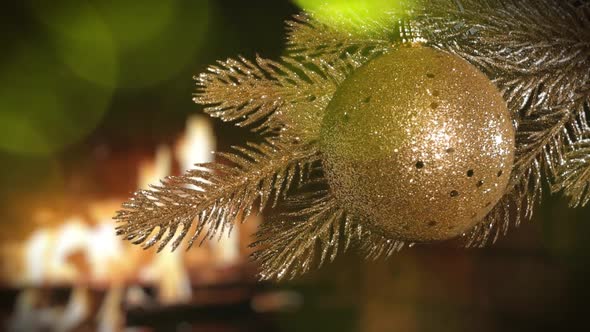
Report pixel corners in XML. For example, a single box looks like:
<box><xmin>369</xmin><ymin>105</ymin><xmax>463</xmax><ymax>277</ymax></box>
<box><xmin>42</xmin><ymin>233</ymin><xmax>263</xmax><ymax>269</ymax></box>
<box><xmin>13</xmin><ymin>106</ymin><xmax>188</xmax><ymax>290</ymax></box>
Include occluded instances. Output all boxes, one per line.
<box><xmin>320</xmin><ymin>46</ymin><xmax>515</xmax><ymax>242</ymax></box>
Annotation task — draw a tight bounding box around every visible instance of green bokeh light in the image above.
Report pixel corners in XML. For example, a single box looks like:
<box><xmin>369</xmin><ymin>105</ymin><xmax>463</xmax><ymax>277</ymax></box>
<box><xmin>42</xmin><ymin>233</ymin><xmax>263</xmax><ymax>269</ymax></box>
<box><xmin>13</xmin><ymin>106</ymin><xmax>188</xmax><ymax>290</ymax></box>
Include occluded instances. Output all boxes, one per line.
<box><xmin>94</xmin><ymin>0</ymin><xmax>211</xmax><ymax>89</ymax></box>
<box><xmin>31</xmin><ymin>0</ymin><xmax>211</xmax><ymax>89</ymax></box>
<box><xmin>294</xmin><ymin>0</ymin><xmax>409</xmax><ymax>34</ymax></box>
<box><xmin>32</xmin><ymin>1</ymin><xmax>118</xmax><ymax>88</ymax></box>
<box><xmin>0</xmin><ymin>44</ymin><xmax>112</xmax><ymax>156</ymax></box>
<box><xmin>0</xmin><ymin>0</ymin><xmax>215</xmax><ymax>155</ymax></box>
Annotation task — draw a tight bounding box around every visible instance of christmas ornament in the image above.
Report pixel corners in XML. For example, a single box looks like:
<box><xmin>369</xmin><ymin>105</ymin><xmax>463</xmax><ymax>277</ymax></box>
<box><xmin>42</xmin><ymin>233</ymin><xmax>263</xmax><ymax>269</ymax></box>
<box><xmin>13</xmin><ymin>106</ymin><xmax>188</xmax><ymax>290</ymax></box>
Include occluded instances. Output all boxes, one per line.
<box><xmin>320</xmin><ymin>47</ymin><xmax>515</xmax><ymax>242</ymax></box>
<box><xmin>116</xmin><ymin>0</ymin><xmax>590</xmax><ymax>280</ymax></box>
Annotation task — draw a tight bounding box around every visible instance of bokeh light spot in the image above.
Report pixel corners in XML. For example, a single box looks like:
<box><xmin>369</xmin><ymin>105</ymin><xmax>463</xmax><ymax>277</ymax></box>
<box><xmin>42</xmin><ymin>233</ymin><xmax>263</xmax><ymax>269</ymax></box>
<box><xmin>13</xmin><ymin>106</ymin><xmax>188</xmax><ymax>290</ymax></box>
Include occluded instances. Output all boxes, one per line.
<box><xmin>0</xmin><ymin>44</ymin><xmax>112</xmax><ymax>156</ymax></box>
<box><xmin>294</xmin><ymin>0</ymin><xmax>409</xmax><ymax>34</ymax></box>
<box><xmin>30</xmin><ymin>0</ymin><xmax>211</xmax><ymax>89</ymax></box>
<box><xmin>95</xmin><ymin>0</ymin><xmax>211</xmax><ymax>89</ymax></box>
<box><xmin>31</xmin><ymin>1</ymin><xmax>118</xmax><ymax>88</ymax></box>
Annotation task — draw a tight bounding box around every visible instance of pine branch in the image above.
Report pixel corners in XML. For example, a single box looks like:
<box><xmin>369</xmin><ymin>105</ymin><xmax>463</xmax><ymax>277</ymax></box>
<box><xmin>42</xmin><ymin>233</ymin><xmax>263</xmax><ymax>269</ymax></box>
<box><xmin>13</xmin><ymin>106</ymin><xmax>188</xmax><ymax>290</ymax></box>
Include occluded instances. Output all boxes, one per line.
<box><xmin>194</xmin><ymin>55</ymin><xmax>321</xmax><ymax>134</ymax></box>
<box><xmin>466</xmin><ymin>172</ymin><xmax>531</xmax><ymax>247</ymax></box>
<box><xmin>252</xmin><ymin>187</ymin><xmax>403</xmax><ymax>281</ymax></box>
<box><xmin>285</xmin><ymin>11</ymin><xmax>417</xmax><ymax>62</ymax></box>
<box><xmin>194</xmin><ymin>55</ymin><xmax>364</xmax><ymax>140</ymax></box>
<box><xmin>553</xmin><ymin>102</ymin><xmax>590</xmax><ymax>207</ymax></box>
<box><xmin>419</xmin><ymin>0</ymin><xmax>590</xmax><ymax>113</ymax></box>
<box><xmin>115</xmin><ymin>142</ymin><xmax>319</xmax><ymax>252</ymax></box>
<box><xmin>513</xmin><ymin>106</ymin><xmax>571</xmax><ymax>175</ymax></box>
<box><xmin>272</xmin><ymin>55</ymin><xmax>367</xmax><ymax>139</ymax></box>
<box><xmin>355</xmin><ymin>223</ymin><xmax>406</xmax><ymax>261</ymax></box>
<box><xmin>252</xmin><ymin>190</ymin><xmax>348</xmax><ymax>281</ymax></box>
<box><xmin>554</xmin><ymin>138</ymin><xmax>590</xmax><ymax>207</ymax></box>
<box><xmin>419</xmin><ymin>0</ymin><xmax>589</xmax><ymax>168</ymax></box>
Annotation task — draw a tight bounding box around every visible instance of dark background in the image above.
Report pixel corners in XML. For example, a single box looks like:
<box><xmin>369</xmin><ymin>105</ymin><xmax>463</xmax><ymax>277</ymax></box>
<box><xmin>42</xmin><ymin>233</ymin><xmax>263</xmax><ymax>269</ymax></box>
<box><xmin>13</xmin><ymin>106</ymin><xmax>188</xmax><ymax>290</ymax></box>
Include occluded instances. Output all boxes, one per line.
<box><xmin>1</xmin><ymin>1</ymin><xmax>589</xmax><ymax>331</ymax></box>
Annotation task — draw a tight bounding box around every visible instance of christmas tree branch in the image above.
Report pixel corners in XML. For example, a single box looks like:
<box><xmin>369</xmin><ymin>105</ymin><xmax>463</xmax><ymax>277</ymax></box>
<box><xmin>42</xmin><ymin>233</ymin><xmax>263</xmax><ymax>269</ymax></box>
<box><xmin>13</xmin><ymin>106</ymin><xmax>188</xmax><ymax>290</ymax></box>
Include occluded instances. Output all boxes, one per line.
<box><xmin>285</xmin><ymin>8</ymin><xmax>417</xmax><ymax>63</ymax></box>
<box><xmin>252</xmin><ymin>190</ymin><xmax>349</xmax><ymax>280</ymax></box>
<box><xmin>252</xmin><ymin>184</ymin><xmax>404</xmax><ymax>280</ymax></box>
<box><xmin>553</xmin><ymin>100</ymin><xmax>590</xmax><ymax>207</ymax></box>
<box><xmin>194</xmin><ymin>54</ymin><xmax>367</xmax><ymax>140</ymax></box>
<box><xmin>115</xmin><ymin>142</ymin><xmax>319</xmax><ymax>252</ymax></box>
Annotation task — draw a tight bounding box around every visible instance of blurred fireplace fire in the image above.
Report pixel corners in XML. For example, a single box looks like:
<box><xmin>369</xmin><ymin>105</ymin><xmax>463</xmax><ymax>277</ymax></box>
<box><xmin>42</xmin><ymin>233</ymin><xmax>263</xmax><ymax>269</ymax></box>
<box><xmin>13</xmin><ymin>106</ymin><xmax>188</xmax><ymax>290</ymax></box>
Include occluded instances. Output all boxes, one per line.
<box><xmin>0</xmin><ymin>116</ymin><xmax>297</xmax><ymax>331</ymax></box>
